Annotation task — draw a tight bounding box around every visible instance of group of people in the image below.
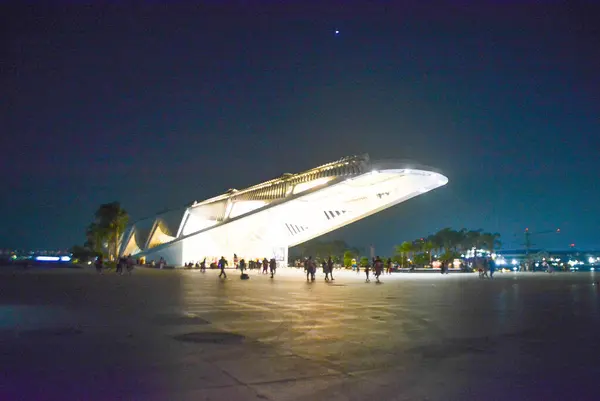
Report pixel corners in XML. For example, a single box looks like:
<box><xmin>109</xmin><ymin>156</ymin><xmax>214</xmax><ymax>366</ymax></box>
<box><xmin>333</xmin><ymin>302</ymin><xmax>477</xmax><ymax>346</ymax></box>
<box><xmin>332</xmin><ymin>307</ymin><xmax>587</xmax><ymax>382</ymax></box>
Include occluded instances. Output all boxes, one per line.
<box><xmin>185</xmin><ymin>254</ymin><xmax>279</xmax><ymax>279</ymax></box>
<box><xmin>476</xmin><ymin>257</ymin><xmax>497</xmax><ymax>279</ymax></box>
<box><xmin>94</xmin><ymin>254</ymin><xmax>136</xmax><ymax>275</ymax></box>
<box><xmin>303</xmin><ymin>255</ymin><xmax>388</xmax><ymax>283</ymax></box>
<box><xmin>304</xmin><ymin>256</ymin><xmax>336</xmax><ymax>281</ymax></box>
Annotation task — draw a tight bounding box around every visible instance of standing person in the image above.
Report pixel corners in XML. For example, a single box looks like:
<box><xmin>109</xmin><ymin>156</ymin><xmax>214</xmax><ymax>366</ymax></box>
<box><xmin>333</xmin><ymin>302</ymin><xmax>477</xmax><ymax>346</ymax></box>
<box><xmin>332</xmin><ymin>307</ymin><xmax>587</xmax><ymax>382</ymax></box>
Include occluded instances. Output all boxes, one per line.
<box><xmin>304</xmin><ymin>257</ymin><xmax>310</xmax><ymax>281</ymax></box>
<box><xmin>386</xmin><ymin>258</ymin><xmax>393</xmax><ymax>275</ymax></box>
<box><xmin>305</xmin><ymin>256</ymin><xmax>316</xmax><ymax>281</ymax></box>
<box><xmin>239</xmin><ymin>258</ymin><xmax>246</xmax><ymax>273</ymax></box>
<box><xmin>352</xmin><ymin>258</ymin><xmax>358</xmax><ymax>273</ymax></box>
<box><xmin>440</xmin><ymin>261</ymin><xmax>446</xmax><ymax>274</ymax></box>
<box><xmin>218</xmin><ymin>256</ymin><xmax>228</xmax><ymax>279</ymax></box>
<box><xmin>374</xmin><ymin>256</ymin><xmax>384</xmax><ymax>283</ymax></box>
<box><xmin>364</xmin><ymin>261</ymin><xmax>371</xmax><ymax>282</ymax></box>
<box><xmin>262</xmin><ymin>258</ymin><xmax>269</xmax><ymax>274</ymax></box>
<box><xmin>327</xmin><ymin>256</ymin><xmax>335</xmax><ymax>281</ymax></box>
<box><xmin>481</xmin><ymin>258</ymin><xmax>489</xmax><ymax>279</ymax></box>
<box><xmin>310</xmin><ymin>257</ymin><xmax>316</xmax><ymax>281</ymax></box>
<box><xmin>95</xmin><ymin>255</ymin><xmax>104</xmax><ymax>274</ymax></box>
<box><xmin>126</xmin><ymin>255</ymin><xmax>135</xmax><ymax>275</ymax></box>
<box><xmin>489</xmin><ymin>257</ymin><xmax>496</xmax><ymax>279</ymax></box>
<box><xmin>269</xmin><ymin>258</ymin><xmax>277</xmax><ymax>278</ymax></box>
<box><xmin>233</xmin><ymin>253</ymin><xmax>239</xmax><ymax>269</ymax></box>
<box><xmin>200</xmin><ymin>258</ymin><xmax>206</xmax><ymax>273</ymax></box>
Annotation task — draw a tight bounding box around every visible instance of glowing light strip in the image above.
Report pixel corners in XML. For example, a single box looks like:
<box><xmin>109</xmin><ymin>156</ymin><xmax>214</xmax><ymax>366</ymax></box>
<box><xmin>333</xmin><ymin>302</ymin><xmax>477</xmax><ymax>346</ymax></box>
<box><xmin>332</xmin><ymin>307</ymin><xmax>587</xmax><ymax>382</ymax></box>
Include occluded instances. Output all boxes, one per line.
<box><xmin>34</xmin><ymin>256</ymin><xmax>71</xmax><ymax>262</ymax></box>
<box><xmin>35</xmin><ymin>256</ymin><xmax>60</xmax><ymax>261</ymax></box>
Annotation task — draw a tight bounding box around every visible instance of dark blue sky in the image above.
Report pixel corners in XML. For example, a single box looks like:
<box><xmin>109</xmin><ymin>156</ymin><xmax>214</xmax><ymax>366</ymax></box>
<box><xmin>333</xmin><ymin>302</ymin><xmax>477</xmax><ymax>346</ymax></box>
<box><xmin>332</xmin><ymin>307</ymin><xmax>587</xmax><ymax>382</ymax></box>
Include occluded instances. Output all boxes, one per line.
<box><xmin>2</xmin><ymin>2</ymin><xmax>599</xmax><ymax>253</ymax></box>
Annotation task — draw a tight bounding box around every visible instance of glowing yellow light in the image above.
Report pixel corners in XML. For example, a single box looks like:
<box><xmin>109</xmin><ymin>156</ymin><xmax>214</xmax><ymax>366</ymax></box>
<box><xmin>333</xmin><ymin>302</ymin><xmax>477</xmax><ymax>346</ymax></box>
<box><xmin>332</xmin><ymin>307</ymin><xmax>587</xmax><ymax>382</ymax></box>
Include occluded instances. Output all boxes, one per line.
<box><xmin>293</xmin><ymin>177</ymin><xmax>334</xmax><ymax>195</ymax></box>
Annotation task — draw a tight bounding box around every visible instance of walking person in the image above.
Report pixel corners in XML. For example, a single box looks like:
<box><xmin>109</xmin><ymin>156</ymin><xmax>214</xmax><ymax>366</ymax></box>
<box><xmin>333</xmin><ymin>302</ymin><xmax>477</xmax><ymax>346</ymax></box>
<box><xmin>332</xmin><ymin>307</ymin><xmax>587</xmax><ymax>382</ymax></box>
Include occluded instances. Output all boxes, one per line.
<box><xmin>480</xmin><ymin>258</ymin><xmax>489</xmax><ymax>279</ymax></box>
<box><xmin>364</xmin><ymin>261</ymin><xmax>371</xmax><ymax>282</ymax></box>
<box><xmin>386</xmin><ymin>258</ymin><xmax>393</xmax><ymax>275</ymax></box>
<box><xmin>322</xmin><ymin>259</ymin><xmax>329</xmax><ymax>281</ymax></box>
<box><xmin>200</xmin><ymin>258</ymin><xmax>206</xmax><ymax>273</ymax></box>
<box><xmin>116</xmin><ymin>256</ymin><xmax>125</xmax><ymax>275</ymax></box>
<box><xmin>269</xmin><ymin>258</ymin><xmax>277</xmax><ymax>278</ymax></box>
<box><xmin>489</xmin><ymin>257</ymin><xmax>496</xmax><ymax>279</ymax></box>
<box><xmin>218</xmin><ymin>256</ymin><xmax>228</xmax><ymax>279</ymax></box>
<box><xmin>262</xmin><ymin>258</ymin><xmax>269</xmax><ymax>274</ymax></box>
<box><xmin>374</xmin><ymin>256</ymin><xmax>384</xmax><ymax>283</ymax></box>
<box><xmin>327</xmin><ymin>256</ymin><xmax>335</xmax><ymax>281</ymax></box>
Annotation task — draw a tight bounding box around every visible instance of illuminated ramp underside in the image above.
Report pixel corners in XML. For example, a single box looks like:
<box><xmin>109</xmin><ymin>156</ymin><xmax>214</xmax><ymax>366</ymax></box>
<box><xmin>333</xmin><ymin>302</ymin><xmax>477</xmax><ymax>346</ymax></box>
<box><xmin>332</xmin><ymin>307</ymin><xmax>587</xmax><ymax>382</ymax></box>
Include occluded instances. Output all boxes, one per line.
<box><xmin>121</xmin><ymin>155</ymin><xmax>448</xmax><ymax>266</ymax></box>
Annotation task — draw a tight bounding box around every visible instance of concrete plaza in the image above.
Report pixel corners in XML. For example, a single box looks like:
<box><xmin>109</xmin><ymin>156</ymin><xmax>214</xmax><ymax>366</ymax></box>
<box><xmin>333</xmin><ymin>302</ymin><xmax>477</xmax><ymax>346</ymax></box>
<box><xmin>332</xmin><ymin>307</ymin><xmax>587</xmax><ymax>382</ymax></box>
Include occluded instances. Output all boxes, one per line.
<box><xmin>1</xmin><ymin>267</ymin><xmax>599</xmax><ymax>400</ymax></box>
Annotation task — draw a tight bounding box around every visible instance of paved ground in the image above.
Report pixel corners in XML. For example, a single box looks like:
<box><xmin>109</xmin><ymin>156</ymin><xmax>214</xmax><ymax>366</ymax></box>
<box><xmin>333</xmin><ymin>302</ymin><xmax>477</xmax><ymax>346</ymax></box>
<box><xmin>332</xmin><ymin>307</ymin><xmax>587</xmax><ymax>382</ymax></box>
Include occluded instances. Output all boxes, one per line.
<box><xmin>1</xmin><ymin>266</ymin><xmax>599</xmax><ymax>401</ymax></box>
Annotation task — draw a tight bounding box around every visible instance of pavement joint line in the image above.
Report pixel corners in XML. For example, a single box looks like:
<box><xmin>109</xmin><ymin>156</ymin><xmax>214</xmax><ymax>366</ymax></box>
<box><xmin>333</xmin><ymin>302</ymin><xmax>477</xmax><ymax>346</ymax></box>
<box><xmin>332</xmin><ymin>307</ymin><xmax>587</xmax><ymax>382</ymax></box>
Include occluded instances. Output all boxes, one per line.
<box><xmin>212</xmin><ymin>363</ymin><xmax>275</xmax><ymax>401</ymax></box>
<box><xmin>243</xmin><ymin>371</ymin><xmax>347</xmax><ymax>387</ymax></box>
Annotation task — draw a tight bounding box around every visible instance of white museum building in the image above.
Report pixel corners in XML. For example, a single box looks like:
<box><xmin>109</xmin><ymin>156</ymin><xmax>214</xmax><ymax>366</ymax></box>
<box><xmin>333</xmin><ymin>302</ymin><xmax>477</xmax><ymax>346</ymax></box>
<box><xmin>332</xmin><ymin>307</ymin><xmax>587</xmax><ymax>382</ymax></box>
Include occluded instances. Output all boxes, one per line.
<box><xmin>119</xmin><ymin>154</ymin><xmax>448</xmax><ymax>266</ymax></box>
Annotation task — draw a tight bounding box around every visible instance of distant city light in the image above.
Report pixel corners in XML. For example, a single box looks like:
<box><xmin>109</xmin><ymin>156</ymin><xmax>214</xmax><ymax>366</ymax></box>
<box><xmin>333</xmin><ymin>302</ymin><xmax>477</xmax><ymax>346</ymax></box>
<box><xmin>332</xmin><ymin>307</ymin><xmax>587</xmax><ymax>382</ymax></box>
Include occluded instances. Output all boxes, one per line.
<box><xmin>36</xmin><ymin>256</ymin><xmax>60</xmax><ymax>262</ymax></box>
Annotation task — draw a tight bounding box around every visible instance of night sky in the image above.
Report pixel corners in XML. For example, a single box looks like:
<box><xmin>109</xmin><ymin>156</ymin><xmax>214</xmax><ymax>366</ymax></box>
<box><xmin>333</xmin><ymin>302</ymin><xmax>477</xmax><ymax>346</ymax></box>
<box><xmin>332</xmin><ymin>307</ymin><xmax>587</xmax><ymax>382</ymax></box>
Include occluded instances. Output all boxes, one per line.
<box><xmin>2</xmin><ymin>2</ymin><xmax>599</xmax><ymax>253</ymax></box>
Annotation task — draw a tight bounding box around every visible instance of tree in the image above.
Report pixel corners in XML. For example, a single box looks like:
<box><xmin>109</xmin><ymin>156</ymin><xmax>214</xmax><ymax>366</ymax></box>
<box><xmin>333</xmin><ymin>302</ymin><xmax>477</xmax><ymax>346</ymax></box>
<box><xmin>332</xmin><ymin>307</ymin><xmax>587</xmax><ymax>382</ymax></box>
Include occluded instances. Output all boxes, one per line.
<box><xmin>71</xmin><ymin>245</ymin><xmax>100</xmax><ymax>263</ymax></box>
<box><xmin>291</xmin><ymin>239</ymin><xmax>352</xmax><ymax>260</ymax></box>
<box><xmin>465</xmin><ymin>229</ymin><xmax>483</xmax><ymax>252</ymax></box>
<box><xmin>395</xmin><ymin>227</ymin><xmax>502</xmax><ymax>266</ymax></box>
<box><xmin>93</xmin><ymin>202</ymin><xmax>129</xmax><ymax>260</ymax></box>
<box><xmin>85</xmin><ymin>222</ymin><xmax>106</xmax><ymax>255</ymax></box>
<box><xmin>481</xmin><ymin>232</ymin><xmax>501</xmax><ymax>252</ymax></box>
<box><xmin>343</xmin><ymin>250</ymin><xmax>356</xmax><ymax>267</ymax></box>
<box><xmin>424</xmin><ymin>240</ymin><xmax>435</xmax><ymax>263</ymax></box>
<box><xmin>436</xmin><ymin>227</ymin><xmax>455</xmax><ymax>254</ymax></box>
<box><xmin>395</xmin><ymin>241</ymin><xmax>413</xmax><ymax>268</ymax></box>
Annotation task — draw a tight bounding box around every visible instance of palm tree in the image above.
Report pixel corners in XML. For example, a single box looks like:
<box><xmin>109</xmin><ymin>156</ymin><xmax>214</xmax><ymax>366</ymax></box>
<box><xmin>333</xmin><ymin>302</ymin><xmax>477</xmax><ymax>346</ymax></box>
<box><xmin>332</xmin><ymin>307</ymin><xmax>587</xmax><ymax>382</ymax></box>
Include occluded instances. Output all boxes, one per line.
<box><xmin>436</xmin><ymin>228</ymin><xmax>456</xmax><ymax>255</ymax></box>
<box><xmin>395</xmin><ymin>241</ymin><xmax>413</xmax><ymax>268</ymax></box>
<box><xmin>94</xmin><ymin>202</ymin><xmax>129</xmax><ymax>260</ymax></box>
<box><xmin>481</xmin><ymin>232</ymin><xmax>501</xmax><ymax>252</ymax></box>
<box><xmin>424</xmin><ymin>240</ymin><xmax>435</xmax><ymax>263</ymax></box>
<box><xmin>85</xmin><ymin>222</ymin><xmax>106</xmax><ymax>255</ymax></box>
<box><xmin>452</xmin><ymin>228</ymin><xmax>468</xmax><ymax>253</ymax></box>
<box><xmin>465</xmin><ymin>229</ymin><xmax>483</xmax><ymax>253</ymax></box>
<box><xmin>427</xmin><ymin>234</ymin><xmax>443</xmax><ymax>258</ymax></box>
